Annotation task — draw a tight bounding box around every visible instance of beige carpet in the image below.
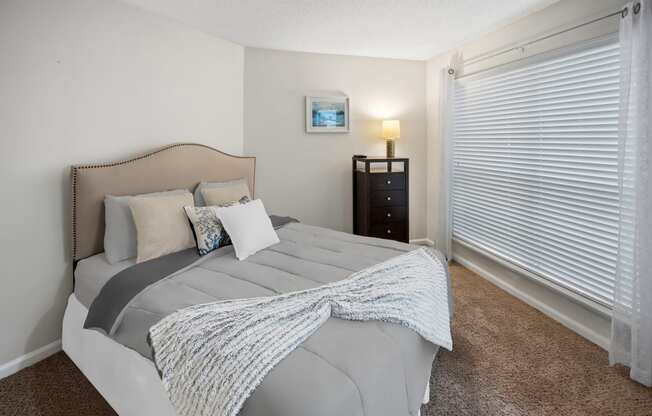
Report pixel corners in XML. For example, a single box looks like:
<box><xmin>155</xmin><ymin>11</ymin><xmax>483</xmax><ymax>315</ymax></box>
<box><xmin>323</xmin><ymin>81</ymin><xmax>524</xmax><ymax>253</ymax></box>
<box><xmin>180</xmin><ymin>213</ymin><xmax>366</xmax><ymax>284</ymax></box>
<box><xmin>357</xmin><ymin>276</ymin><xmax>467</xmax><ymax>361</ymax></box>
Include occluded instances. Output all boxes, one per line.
<box><xmin>0</xmin><ymin>263</ymin><xmax>650</xmax><ymax>415</ymax></box>
<box><xmin>426</xmin><ymin>263</ymin><xmax>652</xmax><ymax>416</ymax></box>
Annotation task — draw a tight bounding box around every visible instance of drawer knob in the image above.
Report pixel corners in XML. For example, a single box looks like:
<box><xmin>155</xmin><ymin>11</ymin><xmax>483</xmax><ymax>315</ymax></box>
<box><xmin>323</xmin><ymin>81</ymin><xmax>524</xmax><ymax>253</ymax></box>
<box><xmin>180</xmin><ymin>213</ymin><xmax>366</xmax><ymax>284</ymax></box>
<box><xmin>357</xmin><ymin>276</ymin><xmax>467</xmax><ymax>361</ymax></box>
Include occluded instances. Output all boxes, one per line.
<box><xmin>387</xmin><ymin>212</ymin><xmax>392</xmax><ymax>218</ymax></box>
<box><xmin>386</xmin><ymin>196</ymin><xmax>391</xmax><ymax>201</ymax></box>
<box><xmin>387</xmin><ymin>229</ymin><xmax>392</xmax><ymax>234</ymax></box>
<box><xmin>387</xmin><ymin>180</ymin><xmax>392</xmax><ymax>184</ymax></box>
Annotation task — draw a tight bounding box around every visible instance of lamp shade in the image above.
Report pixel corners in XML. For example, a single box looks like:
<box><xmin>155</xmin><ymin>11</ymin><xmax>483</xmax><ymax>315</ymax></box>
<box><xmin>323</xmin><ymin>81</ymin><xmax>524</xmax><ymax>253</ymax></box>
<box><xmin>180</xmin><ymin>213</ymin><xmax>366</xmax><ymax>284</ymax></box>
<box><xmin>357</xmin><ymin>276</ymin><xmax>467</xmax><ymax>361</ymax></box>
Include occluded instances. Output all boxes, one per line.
<box><xmin>382</xmin><ymin>120</ymin><xmax>400</xmax><ymax>140</ymax></box>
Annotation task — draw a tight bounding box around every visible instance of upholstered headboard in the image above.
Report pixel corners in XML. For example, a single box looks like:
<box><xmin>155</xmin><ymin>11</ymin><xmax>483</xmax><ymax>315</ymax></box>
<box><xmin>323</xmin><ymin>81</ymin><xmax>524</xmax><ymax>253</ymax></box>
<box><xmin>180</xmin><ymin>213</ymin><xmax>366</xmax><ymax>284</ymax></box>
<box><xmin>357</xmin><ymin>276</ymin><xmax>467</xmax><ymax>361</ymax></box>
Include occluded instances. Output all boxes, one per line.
<box><xmin>71</xmin><ymin>143</ymin><xmax>255</xmax><ymax>261</ymax></box>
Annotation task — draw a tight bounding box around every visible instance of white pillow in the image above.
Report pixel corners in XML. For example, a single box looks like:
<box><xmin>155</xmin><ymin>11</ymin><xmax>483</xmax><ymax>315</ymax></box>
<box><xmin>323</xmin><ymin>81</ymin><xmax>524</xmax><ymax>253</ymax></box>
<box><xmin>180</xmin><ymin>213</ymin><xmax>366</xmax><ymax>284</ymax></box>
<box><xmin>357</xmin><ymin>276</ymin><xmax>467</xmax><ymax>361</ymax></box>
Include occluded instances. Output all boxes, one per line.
<box><xmin>213</xmin><ymin>199</ymin><xmax>279</xmax><ymax>260</ymax></box>
<box><xmin>184</xmin><ymin>196</ymin><xmax>250</xmax><ymax>256</ymax></box>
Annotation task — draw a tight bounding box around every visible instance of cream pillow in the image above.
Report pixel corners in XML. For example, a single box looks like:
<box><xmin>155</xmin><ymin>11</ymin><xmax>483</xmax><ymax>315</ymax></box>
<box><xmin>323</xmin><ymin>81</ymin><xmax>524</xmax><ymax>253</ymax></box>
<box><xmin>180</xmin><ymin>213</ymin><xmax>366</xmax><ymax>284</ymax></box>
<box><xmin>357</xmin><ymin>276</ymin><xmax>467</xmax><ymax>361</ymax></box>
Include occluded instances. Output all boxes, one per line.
<box><xmin>104</xmin><ymin>189</ymin><xmax>188</xmax><ymax>264</ymax></box>
<box><xmin>129</xmin><ymin>192</ymin><xmax>196</xmax><ymax>263</ymax></box>
<box><xmin>201</xmin><ymin>180</ymin><xmax>251</xmax><ymax>206</ymax></box>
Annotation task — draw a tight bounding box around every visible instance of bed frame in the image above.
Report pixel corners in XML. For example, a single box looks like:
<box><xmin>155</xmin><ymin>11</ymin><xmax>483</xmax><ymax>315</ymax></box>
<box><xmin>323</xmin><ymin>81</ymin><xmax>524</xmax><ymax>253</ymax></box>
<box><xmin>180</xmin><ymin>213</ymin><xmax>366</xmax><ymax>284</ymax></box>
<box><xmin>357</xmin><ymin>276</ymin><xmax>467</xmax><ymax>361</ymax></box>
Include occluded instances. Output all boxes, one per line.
<box><xmin>71</xmin><ymin>143</ymin><xmax>255</xmax><ymax>262</ymax></box>
<box><xmin>65</xmin><ymin>143</ymin><xmax>431</xmax><ymax>416</ymax></box>
<box><xmin>65</xmin><ymin>143</ymin><xmax>258</xmax><ymax>416</ymax></box>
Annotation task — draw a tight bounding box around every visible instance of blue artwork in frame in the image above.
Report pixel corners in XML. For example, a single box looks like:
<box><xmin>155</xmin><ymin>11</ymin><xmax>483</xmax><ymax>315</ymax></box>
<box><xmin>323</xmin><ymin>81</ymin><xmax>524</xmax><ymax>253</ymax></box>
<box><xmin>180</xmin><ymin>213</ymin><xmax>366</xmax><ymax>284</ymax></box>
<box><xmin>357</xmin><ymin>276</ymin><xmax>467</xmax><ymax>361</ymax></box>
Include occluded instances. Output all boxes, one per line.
<box><xmin>306</xmin><ymin>96</ymin><xmax>350</xmax><ymax>133</ymax></box>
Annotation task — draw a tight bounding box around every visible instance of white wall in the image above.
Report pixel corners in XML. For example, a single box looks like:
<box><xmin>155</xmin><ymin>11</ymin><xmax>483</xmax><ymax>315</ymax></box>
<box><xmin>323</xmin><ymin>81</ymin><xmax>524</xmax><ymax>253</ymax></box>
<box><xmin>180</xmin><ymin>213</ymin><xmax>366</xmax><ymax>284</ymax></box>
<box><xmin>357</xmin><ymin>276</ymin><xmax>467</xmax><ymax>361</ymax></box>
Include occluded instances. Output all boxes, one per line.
<box><xmin>425</xmin><ymin>0</ymin><xmax>627</xmax><ymax>346</ymax></box>
<box><xmin>244</xmin><ymin>48</ymin><xmax>427</xmax><ymax>239</ymax></box>
<box><xmin>0</xmin><ymin>0</ymin><xmax>243</xmax><ymax>367</ymax></box>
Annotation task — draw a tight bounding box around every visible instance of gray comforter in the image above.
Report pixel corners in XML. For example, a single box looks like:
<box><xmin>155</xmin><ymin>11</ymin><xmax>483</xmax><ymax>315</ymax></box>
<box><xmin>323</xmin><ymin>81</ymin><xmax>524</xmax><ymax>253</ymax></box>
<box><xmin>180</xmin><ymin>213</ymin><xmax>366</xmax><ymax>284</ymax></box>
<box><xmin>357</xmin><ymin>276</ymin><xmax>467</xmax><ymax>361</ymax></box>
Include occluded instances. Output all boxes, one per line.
<box><xmin>85</xmin><ymin>222</ymin><xmax>452</xmax><ymax>416</ymax></box>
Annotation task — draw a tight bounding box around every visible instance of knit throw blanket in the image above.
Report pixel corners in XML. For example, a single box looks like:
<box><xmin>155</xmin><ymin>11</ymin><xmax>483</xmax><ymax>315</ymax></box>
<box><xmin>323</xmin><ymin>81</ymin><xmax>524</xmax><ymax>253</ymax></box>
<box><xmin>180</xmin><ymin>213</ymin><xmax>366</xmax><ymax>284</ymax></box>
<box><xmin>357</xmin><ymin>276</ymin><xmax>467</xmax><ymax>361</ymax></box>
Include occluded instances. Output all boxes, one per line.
<box><xmin>149</xmin><ymin>247</ymin><xmax>452</xmax><ymax>416</ymax></box>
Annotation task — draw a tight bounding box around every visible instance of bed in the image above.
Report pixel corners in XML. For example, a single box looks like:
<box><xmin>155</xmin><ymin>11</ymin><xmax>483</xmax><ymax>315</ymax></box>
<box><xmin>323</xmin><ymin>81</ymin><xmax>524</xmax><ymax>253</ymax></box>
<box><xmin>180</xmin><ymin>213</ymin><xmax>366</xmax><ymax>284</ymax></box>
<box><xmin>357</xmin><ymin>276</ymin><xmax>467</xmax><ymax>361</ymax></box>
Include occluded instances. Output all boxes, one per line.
<box><xmin>62</xmin><ymin>143</ymin><xmax>450</xmax><ymax>416</ymax></box>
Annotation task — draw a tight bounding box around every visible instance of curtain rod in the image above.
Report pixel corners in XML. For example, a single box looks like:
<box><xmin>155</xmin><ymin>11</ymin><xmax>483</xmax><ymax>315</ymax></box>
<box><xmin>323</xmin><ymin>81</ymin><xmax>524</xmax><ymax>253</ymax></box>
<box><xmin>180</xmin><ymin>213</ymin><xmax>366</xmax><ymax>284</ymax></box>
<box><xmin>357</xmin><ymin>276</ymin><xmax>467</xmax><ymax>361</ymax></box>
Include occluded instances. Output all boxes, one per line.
<box><xmin>462</xmin><ymin>7</ymin><xmax>627</xmax><ymax>66</ymax></box>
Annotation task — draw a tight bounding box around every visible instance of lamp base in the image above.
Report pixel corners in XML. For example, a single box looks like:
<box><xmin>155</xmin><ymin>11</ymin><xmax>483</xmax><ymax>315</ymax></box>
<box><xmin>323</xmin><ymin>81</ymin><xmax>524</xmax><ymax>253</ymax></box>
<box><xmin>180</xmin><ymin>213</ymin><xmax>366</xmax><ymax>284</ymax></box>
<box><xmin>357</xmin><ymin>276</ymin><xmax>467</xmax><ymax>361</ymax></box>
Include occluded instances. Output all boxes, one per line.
<box><xmin>386</xmin><ymin>140</ymin><xmax>395</xmax><ymax>158</ymax></box>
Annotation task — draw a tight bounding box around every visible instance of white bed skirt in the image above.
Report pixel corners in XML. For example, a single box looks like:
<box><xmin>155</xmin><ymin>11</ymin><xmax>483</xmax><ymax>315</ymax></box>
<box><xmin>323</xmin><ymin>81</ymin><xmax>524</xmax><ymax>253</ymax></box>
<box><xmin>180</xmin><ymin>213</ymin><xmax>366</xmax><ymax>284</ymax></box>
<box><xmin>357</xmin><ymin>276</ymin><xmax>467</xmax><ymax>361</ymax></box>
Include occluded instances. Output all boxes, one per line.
<box><xmin>62</xmin><ymin>294</ymin><xmax>177</xmax><ymax>416</ymax></box>
<box><xmin>62</xmin><ymin>294</ymin><xmax>432</xmax><ymax>416</ymax></box>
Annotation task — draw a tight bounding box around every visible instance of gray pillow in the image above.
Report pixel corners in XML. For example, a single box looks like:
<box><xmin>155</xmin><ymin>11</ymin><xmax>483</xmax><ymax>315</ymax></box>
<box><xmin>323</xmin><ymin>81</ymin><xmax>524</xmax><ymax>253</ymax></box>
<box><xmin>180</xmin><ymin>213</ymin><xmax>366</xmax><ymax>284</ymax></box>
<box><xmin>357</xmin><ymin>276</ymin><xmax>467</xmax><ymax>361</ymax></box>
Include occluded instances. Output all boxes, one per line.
<box><xmin>194</xmin><ymin>178</ymin><xmax>251</xmax><ymax>207</ymax></box>
<box><xmin>104</xmin><ymin>189</ymin><xmax>189</xmax><ymax>264</ymax></box>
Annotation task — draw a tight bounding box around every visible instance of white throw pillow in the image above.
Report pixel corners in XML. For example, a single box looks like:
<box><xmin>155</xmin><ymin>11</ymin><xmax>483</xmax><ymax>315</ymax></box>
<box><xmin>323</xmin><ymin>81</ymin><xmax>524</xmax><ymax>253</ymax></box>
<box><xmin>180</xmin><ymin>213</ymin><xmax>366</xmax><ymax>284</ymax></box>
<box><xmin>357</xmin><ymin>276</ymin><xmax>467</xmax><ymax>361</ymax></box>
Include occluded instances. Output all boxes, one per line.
<box><xmin>213</xmin><ymin>199</ymin><xmax>279</xmax><ymax>260</ymax></box>
<box><xmin>184</xmin><ymin>196</ymin><xmax>250</xmax><ymax>256</ymax></box>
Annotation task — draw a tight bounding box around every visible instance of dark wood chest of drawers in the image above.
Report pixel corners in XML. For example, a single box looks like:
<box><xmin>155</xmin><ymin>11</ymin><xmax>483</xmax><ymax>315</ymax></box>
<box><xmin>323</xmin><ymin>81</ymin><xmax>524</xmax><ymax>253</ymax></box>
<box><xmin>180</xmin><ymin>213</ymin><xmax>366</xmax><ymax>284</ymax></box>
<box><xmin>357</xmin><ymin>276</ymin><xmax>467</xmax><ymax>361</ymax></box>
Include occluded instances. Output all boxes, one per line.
<box><xmin>352</xmin><ymin>157</ymin><xmax>409</xmax><ymax>243</ymax></box>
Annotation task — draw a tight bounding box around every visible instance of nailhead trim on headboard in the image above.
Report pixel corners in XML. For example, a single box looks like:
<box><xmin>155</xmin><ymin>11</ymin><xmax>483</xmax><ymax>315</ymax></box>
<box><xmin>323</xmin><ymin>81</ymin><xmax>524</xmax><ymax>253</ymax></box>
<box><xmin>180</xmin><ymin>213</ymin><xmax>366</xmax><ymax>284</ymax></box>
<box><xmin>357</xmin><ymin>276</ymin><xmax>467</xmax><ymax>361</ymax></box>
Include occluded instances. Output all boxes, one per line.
<box><xmin>71</xmin><ymin>143</ymin><xmax>256</xmax><ymax>261</ymax></box>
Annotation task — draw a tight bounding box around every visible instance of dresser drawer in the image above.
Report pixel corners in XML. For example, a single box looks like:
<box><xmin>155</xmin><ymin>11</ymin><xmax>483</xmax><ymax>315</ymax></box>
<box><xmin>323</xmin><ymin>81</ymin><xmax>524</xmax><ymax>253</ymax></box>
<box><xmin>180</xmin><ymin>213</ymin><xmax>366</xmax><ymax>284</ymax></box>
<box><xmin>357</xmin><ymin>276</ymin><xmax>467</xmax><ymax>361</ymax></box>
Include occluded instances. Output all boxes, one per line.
<box><xmin>370</xmin><ymin>206</ymin><xmax>406</xmax><ymax>223</ymax></box>
<box><xmin>370</xmin><ymin>190</ymin><xmax>405</xmax><ymax>207</ymax></box>
<box><xmin>353</xmin><ymin>157</ymin><xmax>409</xmax><ymax>243</ymax></box>
<box><xmin>370</xmin><ymin>173</ymin><xmax>406</xmax><ymax>190</ymax></box>
<box><xmin>370</xmin><ymin>222</ymin><xmax>406</xmax><ymax>240</ymax></box>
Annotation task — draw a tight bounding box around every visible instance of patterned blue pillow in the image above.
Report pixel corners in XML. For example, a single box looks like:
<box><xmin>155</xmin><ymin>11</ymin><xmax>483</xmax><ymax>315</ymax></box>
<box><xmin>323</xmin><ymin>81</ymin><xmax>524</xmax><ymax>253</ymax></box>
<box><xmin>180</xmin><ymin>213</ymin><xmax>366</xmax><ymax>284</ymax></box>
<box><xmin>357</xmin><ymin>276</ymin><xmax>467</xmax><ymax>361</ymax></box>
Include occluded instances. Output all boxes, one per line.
<box><xmin>184</xmin><ymin>196</ymin><xmax>250</xmax><ymax>255</ymax></box>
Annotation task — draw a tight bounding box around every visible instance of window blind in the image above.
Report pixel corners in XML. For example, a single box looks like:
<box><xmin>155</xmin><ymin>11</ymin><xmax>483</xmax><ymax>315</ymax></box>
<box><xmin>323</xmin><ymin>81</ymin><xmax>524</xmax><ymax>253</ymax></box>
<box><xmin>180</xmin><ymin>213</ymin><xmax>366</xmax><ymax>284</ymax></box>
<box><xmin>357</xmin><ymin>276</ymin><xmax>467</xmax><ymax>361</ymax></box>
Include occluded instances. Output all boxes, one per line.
<box><xmin>452</xmin><ymin>36</ymin><xmax>620</xmax><ymax>307</ymax></box>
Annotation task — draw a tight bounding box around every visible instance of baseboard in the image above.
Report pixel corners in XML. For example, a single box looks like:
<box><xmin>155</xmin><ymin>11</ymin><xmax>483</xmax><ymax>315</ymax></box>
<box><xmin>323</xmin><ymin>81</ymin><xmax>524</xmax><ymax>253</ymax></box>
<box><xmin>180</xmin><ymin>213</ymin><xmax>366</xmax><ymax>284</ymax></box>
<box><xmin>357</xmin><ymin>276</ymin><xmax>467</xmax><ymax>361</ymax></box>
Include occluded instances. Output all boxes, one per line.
<box><xmin>453</xmin><ymin>254</ymin><xmax>610</xmax><ymax>350</ymax></box>
<box><xmin>410</xmin><ymin>238</ymin><xmax>434</xmax><ymax>246</ymax></box>
<box><xmin>0</xmin><ymin>339</ymin><xmax>62</xmax><ymax>380</ymax></box>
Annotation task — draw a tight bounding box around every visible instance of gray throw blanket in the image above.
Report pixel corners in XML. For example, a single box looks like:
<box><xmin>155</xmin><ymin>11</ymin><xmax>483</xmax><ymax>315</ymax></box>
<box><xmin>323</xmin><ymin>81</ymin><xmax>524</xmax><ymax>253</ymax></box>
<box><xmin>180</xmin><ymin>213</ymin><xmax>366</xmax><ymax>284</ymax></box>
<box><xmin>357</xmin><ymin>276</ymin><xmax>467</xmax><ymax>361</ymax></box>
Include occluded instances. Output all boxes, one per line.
<box><xmin>148</xmin><ymin>247</ymin><xmax>452</xmax><ymax>416</ymax></box>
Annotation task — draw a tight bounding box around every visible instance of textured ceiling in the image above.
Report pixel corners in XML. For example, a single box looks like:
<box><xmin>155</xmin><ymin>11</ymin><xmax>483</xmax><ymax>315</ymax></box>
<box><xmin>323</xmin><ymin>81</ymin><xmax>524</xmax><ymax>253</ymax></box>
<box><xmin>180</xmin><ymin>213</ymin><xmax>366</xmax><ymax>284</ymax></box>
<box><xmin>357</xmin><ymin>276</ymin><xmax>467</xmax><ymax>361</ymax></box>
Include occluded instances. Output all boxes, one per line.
<box><xmin>123</xmin><ymin>0</ymin><xmax>559</xmax><ymax>60</ymax></box>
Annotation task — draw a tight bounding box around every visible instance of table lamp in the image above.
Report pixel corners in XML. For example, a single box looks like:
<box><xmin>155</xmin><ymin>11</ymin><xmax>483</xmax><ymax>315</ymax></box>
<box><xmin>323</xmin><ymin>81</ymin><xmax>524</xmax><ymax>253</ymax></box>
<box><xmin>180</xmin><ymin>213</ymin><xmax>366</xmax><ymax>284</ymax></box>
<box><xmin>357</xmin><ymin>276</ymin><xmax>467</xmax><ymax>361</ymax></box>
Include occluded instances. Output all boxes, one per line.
<box><xmin>382</xmin><ymin>120</ymin><xmax>400</xmax><ymax>158</ymax></box>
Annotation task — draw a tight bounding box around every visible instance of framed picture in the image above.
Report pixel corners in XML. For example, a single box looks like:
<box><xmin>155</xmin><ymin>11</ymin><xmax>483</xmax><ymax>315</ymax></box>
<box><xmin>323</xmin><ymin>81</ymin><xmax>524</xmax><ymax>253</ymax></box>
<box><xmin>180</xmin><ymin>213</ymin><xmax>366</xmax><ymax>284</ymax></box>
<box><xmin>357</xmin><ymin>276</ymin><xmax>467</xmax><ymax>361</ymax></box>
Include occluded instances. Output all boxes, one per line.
<box><xmin>306</xmin><ymin>96</ymin><xmax>350</xmax><ymax>133</ymax></box>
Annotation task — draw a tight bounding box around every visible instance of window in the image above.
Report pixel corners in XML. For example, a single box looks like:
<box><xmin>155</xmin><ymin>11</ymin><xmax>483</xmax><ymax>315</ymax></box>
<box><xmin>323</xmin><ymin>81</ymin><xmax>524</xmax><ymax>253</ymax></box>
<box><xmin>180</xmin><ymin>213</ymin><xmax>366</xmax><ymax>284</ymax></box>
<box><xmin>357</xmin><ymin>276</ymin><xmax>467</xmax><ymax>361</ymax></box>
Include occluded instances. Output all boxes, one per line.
<box><xmin>452</xmin><ymin>36</ymin><xmax>620</xmax><ymax>307</ymax></box>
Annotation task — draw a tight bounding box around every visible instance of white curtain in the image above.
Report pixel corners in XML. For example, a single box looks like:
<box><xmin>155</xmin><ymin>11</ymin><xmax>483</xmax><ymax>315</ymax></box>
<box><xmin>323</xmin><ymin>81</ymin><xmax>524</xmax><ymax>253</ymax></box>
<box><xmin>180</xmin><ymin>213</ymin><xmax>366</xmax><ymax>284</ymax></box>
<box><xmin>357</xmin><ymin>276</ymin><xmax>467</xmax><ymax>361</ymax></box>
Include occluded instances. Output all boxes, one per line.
<box><xmin>434</xmin><ymin>53</ymin><xmax>462</xmax><ymax>261</ymax></box>
<box><xmin>610</xmin><ymin>0</ymin><xmax>652</xmax><ymax>387</ymax></box>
